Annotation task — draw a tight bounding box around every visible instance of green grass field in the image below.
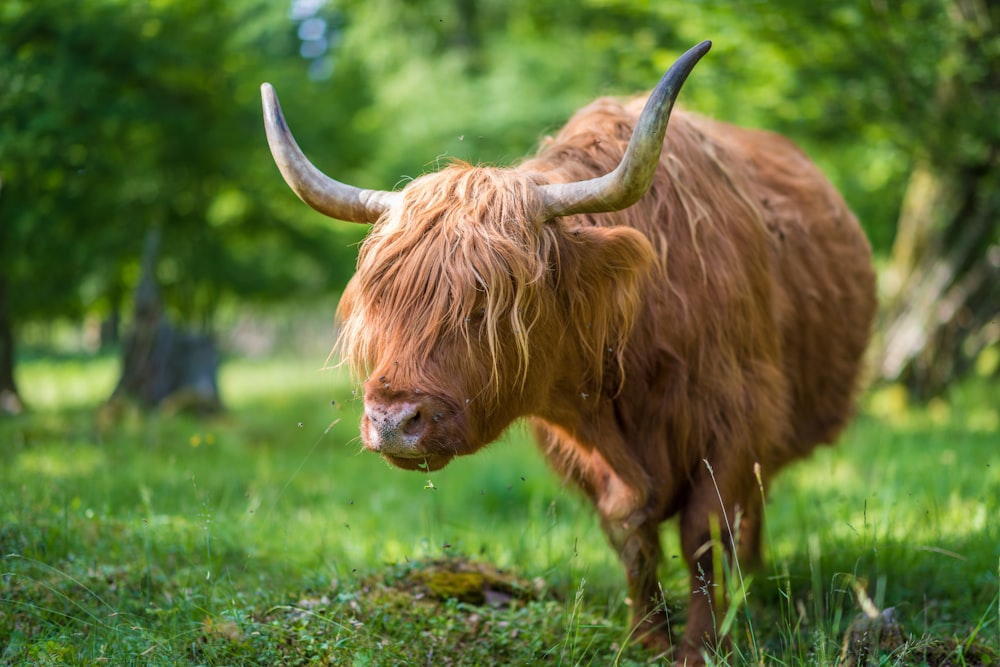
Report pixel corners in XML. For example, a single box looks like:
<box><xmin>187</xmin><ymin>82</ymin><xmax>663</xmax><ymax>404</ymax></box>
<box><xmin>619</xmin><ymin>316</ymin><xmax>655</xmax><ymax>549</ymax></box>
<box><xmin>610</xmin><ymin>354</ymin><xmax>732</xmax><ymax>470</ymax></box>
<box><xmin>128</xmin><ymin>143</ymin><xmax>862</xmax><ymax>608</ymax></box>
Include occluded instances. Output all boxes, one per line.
<box><xmin>2</xmin><ymin>354</ymin><xmax>998</xmax><ymax>665</ymax></box>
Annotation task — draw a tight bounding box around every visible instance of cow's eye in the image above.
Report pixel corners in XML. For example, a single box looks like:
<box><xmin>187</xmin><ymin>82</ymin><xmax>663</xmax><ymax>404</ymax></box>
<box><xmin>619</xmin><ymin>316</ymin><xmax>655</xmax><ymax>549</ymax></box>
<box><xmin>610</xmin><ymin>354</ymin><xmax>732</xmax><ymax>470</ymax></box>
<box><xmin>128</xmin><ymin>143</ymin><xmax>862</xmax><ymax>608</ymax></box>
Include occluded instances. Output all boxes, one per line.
<box><xmin>465</xmin><ymin>307</ymin><xmax>486</xmax><ymax>324</ymax></box>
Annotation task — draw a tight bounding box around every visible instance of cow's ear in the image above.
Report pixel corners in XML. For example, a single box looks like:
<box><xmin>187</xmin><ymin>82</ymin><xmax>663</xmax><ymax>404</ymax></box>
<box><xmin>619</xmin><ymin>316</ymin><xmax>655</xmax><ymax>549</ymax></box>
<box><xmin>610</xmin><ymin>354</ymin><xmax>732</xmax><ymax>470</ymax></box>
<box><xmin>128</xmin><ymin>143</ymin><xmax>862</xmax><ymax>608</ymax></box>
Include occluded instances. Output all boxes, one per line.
<box><xmin>557</xmin><ymin>224</ymin><xmax>655</xmax><ymax>381</ymax></box>
<box><xmin>566</xmin><ymin>224</ymin><xmax>656</xmax><ymax>290</ymax></box>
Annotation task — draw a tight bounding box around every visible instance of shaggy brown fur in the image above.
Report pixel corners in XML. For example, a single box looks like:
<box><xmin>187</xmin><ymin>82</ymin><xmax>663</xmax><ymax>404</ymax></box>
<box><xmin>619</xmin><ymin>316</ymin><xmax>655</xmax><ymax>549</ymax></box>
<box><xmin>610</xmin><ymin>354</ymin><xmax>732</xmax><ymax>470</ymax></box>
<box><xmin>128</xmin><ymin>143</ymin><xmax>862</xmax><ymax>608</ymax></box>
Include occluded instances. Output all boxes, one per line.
<box><xmin>336</xmin><ymin>94</ymin><xmax>876</xmax><ymax>664</ymax></box>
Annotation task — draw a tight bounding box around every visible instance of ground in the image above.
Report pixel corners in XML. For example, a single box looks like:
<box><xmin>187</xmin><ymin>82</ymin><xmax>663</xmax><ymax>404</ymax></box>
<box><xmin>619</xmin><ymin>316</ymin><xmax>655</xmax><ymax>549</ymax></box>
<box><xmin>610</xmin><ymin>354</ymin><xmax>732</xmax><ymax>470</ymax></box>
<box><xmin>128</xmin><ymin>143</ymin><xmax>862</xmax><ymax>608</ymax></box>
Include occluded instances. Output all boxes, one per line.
<box><xmin>1</xmin><ymin>354</ymin><xmax>997</xmax><ymax>665</ymax></box>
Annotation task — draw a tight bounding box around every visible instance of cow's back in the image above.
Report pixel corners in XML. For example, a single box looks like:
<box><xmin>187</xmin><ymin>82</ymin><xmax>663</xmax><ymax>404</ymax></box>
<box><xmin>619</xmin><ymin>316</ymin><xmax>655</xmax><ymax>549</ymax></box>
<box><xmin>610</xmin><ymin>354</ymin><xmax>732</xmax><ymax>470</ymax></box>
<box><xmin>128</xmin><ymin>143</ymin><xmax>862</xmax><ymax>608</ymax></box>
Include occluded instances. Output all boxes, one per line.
<box><xmin>670</xmin><ymin>112</ymin><xmax>878</xmax><ymax>456</ymax></box>
<box><xmin>527</xmin><ymin>98</ymin><xmax>876</xmax><ymax>469</ymax></box>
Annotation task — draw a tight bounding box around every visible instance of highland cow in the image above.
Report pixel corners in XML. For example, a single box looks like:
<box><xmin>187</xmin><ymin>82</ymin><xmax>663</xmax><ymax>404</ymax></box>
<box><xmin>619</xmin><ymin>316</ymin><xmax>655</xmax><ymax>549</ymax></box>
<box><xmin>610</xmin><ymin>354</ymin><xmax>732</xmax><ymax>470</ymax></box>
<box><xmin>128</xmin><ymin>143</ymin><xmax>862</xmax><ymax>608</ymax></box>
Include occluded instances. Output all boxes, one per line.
<box><xmin>261</xmin><ymin>41</ymin><xmax>877</xmax><ymax>664</ymax></box>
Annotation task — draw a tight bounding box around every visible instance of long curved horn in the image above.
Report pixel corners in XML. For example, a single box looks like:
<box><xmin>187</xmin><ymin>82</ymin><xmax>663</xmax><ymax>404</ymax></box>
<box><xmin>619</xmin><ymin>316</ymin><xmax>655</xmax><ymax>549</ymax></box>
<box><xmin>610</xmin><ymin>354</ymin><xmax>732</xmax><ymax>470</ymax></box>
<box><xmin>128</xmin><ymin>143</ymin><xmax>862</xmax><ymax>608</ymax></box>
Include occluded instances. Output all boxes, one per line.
<box><xmin>261</xmin><ymin>83</ymin><xmax>398</xmax><ymax>224</ymax></box>
<box><xmin>540</xmin><ymin>40</ymin><xmax>711</xmax><ymax>219</ymax></box>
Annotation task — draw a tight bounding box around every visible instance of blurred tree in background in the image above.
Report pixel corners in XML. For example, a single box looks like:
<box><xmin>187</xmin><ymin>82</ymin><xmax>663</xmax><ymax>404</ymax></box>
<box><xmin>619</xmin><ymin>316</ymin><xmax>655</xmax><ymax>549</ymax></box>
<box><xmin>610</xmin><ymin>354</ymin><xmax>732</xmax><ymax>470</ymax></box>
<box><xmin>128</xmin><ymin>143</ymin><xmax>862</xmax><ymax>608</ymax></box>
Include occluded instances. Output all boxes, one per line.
<box><xmin>677</xmin><ymin>0</ymin><xmax>1000</xmax><ymax>400</ymax></box>
<box><xmin>0</xmin><ymin>0</ymin><xmax>368</xmax><ymax>411</ymax></box>
<box><xmin>1</xmin><ymin>0</ymin><xmax>996</xmax><ymax>412</ymax></box>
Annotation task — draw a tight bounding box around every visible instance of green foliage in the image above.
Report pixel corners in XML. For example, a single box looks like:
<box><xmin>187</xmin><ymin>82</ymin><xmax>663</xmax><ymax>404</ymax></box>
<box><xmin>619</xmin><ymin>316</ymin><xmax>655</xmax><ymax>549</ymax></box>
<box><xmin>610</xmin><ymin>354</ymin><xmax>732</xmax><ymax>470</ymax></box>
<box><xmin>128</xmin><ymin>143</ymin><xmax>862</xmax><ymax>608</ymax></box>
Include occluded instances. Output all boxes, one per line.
<box><xmin>3</xmin><ymin>0</ymin><xmax>995</xmax><ymax>328</ymax></box>
<box><xmin>276</xmin><ymin>0</ymin><xmax>987</xmax><ymax>258</ymax></box>
<box><xmin>0</xmin><ymin>0</ymin><xmax>358</xmax><ymax>329</ymax></box>
<box><xmin>1</xmin><ymin>356</ymin><xmax>998</xmax><ymax>664</ymax></box>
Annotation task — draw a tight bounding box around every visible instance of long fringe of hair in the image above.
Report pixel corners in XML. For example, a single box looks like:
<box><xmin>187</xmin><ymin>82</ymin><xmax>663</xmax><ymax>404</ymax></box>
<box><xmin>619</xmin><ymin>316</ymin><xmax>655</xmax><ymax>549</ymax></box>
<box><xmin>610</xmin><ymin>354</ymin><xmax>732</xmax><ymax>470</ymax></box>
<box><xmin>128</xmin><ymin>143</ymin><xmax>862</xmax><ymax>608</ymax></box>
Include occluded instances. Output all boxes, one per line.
<box><xmin>337</xmin><ymin>165</ymin><xmax>557</xmax><ymax>394</ymax></box>
<box><xmin>337</xmin><ymin>94</ymin><xmax>773</xmax><ymax>409</ymax></box>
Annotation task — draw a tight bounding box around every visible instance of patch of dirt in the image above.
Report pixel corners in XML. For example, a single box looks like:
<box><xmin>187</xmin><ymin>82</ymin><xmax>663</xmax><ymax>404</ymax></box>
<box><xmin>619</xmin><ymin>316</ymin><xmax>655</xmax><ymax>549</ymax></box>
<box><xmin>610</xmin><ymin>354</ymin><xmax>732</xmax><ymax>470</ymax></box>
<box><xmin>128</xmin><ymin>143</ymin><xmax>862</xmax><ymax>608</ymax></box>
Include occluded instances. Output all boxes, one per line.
<box><xmin>395</xmin><ymin>556</ymin><xmax>548</xmax><ymax>607</ymax></box>
<box><xmin>250</xmin><ymin>556</ymin><xmax>565</xmax><ymax>666</ymax></box>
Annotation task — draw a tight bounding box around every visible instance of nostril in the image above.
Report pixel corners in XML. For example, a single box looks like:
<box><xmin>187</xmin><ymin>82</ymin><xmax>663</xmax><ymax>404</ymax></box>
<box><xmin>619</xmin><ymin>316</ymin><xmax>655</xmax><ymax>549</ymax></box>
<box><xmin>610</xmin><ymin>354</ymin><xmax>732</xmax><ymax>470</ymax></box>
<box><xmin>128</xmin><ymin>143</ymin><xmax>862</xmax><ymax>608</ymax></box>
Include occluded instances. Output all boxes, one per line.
<box><xmin>365</xmin><ymin>396</ymin><xmax>441</xmax><ymax>447</ymax></box>
<box><xmin>401</xmin><ymin>409</ymin><xmax>423</xmax><ymax>436</ymax></box>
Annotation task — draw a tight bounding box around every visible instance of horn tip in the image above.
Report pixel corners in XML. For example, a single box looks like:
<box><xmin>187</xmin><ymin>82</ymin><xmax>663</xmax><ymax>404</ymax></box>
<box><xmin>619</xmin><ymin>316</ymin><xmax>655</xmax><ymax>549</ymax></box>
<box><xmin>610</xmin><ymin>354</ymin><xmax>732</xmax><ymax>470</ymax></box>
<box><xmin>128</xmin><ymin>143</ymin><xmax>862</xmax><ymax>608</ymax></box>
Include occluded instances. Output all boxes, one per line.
<box><xmin>686</xmin><ymin>40</ymin><xmax>712</xmax><ymax>62</ymax></box>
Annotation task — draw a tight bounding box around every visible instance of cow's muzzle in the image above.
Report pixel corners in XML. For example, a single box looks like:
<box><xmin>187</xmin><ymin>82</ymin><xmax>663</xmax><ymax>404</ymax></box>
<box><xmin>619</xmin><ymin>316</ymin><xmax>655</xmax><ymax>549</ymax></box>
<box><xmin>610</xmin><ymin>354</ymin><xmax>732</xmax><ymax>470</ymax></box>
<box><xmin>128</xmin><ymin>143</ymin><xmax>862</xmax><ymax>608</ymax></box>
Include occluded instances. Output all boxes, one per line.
<box><xmin>364</xmin><ymin>400</ymin><xmax>426</xmax><ymax>454</ymax></box>
<box><xmin>360</xmin><ymin>388</ymin><xmax>461</xmax><ymax>470</ymax></box>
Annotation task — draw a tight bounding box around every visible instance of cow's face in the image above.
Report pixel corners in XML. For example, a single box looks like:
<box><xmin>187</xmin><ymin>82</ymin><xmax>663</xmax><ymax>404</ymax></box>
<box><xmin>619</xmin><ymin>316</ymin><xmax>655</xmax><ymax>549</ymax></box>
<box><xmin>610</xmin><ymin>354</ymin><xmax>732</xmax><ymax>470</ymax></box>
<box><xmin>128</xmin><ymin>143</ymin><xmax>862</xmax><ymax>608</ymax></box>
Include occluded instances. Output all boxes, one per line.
<box><xmin>261</xmin><ymin>46</ymin><xmax>708</xmax><ymax>470</ymax></box>
<box><xmin>337</xmin><ymin>166</ymin><xmax>655</xmax><ymax>471</ymax></box>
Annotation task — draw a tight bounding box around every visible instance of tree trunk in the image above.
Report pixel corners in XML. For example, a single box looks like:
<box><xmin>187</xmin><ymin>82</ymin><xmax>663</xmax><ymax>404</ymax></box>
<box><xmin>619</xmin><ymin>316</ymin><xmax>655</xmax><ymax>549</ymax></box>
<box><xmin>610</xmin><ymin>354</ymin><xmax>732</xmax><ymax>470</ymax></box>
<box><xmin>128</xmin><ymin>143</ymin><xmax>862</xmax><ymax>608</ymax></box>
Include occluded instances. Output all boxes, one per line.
<box><xmin>0</xmin><ymin>172</ymin><xmax>23</xmax><ymax>416</ymax></box>
<box><xmin>873</xmin><ymin>0</ymin><xmax>1000</xmax><ymax>399</ymax></box>
<box><xmin>0</xmin><ymin>273</ymin><xmax>24</xmax><ymax>415</ymax></box>
<box><xmin>110</xmin><ymin>227</ymin><xmax>222</xmax><ymax>414</ymax></box>
<box><xmin>877</xmin><ymin>158</ymin><xmax>1000</xmax><ymax>399</ymax></box>
<box><xmin>100</xmin><ymin>282</ymin><xmax>123</xmax><ymax>349</ymax></box>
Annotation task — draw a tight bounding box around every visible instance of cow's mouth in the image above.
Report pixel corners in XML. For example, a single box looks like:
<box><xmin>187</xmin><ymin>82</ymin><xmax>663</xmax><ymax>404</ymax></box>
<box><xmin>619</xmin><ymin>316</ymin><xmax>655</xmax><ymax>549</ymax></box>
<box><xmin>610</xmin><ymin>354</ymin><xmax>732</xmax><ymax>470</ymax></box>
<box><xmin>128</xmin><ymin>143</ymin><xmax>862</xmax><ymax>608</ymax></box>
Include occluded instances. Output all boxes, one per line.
<box><xmin>382</xmin><ymin>452</ymin><xmax>454</xmax><ymax>472</ymax></box>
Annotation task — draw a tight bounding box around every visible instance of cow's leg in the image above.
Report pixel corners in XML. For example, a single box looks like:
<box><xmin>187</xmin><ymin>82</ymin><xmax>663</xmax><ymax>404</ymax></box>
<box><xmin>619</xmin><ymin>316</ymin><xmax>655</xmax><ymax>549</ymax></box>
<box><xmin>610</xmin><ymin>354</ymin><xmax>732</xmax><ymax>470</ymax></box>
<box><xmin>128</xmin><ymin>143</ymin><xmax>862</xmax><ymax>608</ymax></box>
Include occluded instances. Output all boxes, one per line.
<box><xmin>676</xmin><ymin>460</ymin><xmax>759</xmax><ymax>666</ymax></box>
<box><xmin>600</xmin><ymin>515</ymin><xmax>673</xmax><ymax>653</ymax></box>
<box><xmin>532</xmin><ymin>421</ymin><xmax>673</xmax><ymax>653</ymax></box>
<box><xmin>581</xmin><ymin>449</ymin><xmax>673</xmax><ymax>653</ymax></box>
<box><xmin>735</xmin><ymin>497</ymin><xmax>764</xmax><ymax>568</ymax></box>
